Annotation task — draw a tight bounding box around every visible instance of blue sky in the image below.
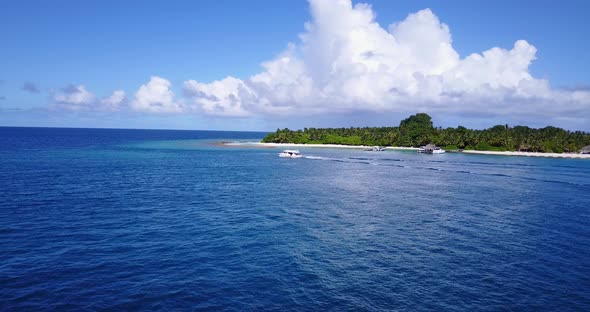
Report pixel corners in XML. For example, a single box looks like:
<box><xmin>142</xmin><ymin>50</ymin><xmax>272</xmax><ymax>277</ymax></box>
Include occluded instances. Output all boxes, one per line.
<box><xmin>1</xmin><ymin>0</ymin><xmax>589</xmax><ymax>131</ymax></box>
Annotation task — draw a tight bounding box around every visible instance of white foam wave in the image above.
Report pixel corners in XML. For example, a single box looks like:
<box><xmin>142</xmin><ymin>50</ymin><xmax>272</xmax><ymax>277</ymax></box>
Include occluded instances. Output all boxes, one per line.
<box><xmin>304</xmin><ymin>156</ymin><xmax>330</xmax><ymax>160</ymax></box>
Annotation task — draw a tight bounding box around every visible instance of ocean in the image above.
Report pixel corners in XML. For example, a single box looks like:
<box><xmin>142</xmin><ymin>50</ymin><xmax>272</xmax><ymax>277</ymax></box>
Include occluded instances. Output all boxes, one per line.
<box><xmin>1</xmin><ymin>127</ymin><xmax>589</xmax><ymax>311</ymax></box>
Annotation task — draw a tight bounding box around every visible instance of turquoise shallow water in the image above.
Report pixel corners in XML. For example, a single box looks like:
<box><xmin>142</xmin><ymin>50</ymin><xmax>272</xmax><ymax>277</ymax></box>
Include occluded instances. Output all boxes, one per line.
<box><xmin>1</xmin><ymin>127</ymin><xmax>589</xmax><ymax>311</ymax></box>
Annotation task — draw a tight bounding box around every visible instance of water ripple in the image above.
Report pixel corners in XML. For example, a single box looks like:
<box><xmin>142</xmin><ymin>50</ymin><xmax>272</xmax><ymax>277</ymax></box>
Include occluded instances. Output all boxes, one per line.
<box><xmin>1</xmin><ymin>129</ymin><xmax>589</xmax><ymax>311</ymax></box>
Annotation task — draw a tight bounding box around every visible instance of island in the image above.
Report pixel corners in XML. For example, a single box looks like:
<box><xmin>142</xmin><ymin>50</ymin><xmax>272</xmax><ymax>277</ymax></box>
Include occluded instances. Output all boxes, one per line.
<box><xmin>261</xmin><ymin>113</ymin><xmax>590</xmax><ymax>158</ymax></box>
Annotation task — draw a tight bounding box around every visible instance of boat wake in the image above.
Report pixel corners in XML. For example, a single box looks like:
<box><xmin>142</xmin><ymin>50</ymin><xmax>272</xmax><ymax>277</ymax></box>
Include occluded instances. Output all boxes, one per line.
<box><xmin>301</xmin><ymin>154</ymin><xmax>589</xmax><ymax>187</ymax></box>
<box><xmin>303</xmin><ymin>156</ymin><xmax>330</xmax><ymax>160</ymax></box>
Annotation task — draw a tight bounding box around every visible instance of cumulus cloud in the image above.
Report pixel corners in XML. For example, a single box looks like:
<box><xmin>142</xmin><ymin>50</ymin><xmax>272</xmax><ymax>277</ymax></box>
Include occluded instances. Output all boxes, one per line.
<box><xmin>22</xmin><ymin>82</ymin><xmax>40</xmax><ymax>93</ymax></box>
<box><xmin>49</xmin><ymin>77</ymin><xmax>183</xmax><ymax>114</ymax></box>
<box><xmin>100</xmin><ymin>90</ymin><xmax>127</xmax><ymax>110</ymax></box>
<box><xmin>53</xmin><ymin>85</ymin><xmax>96</xmax><ymax>108</ymax></box>
<box><xmin>52</xmin><ymin>85</ymin><xmax>125</xmax><ymax>111</ymax></box>
<box><xmin>131</xmin><ymin>76</ymin><xmax>182</xmax><ymax>113</ymax></box>
<box><xmin>183</xmin><ymin>77</ymin><xmax>253</xmax><ymax>116</ymax></box>
<box><xmin>181</xmin><ymin>0</ymin><xmax>589</xmax><ymax>119</ymax></box>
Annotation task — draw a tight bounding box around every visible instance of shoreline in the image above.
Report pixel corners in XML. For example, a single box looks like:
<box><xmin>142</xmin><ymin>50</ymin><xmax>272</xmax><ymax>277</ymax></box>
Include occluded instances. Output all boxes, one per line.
<box><xmin>225</xmin><ymin>142</ymin><xmax>419</xmax><ymax>151</ymax></box>
<box><xmin>461</xmin><ymin>150</ymin><xmax>590</xmax><ymax>159</ymax></box>
<box><xmin>222</xmin><ymin>142</ymin><xmax>590</xmax><ymax>159</ymax></box>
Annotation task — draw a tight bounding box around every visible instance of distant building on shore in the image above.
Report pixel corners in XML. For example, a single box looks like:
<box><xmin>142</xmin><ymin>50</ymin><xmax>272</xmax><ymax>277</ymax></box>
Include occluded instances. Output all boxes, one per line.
<box><xmin>418</xmin><ymin>144</ymin><xmax>445</xmax><ymax>154</ymax></box>
<box><xmin>581</xmin><ymin>145</ymin><xmax>590</xmax><ymax>154</ymax></box>
<box><xmin>518</xmin><ymin>144</ymin><xmax>532</xmax><ymax>152</ymax></box>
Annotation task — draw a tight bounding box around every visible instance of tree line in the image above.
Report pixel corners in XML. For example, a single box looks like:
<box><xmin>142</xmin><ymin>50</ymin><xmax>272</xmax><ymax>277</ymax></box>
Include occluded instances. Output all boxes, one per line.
<box><xmin>261</xmin><ymin>113</ymin><xmax>590</xmax><ymax>153</ymax></box>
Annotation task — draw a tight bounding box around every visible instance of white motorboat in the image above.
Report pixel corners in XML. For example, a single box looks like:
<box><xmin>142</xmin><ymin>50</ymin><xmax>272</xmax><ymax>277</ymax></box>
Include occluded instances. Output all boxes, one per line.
<box><xmin>365</xmin><ymin>146</ymin><xmax>386</xmax><ymax>151</ymax></box>
<box><xmin>418</xmin><ymin>144</ymin><xmax>446</xmax><ymax>154</ymax></box>
<box><xmin>278</xmin><ymin>150</ymin><xmax>303</xmax><ymax>158</ymax></box>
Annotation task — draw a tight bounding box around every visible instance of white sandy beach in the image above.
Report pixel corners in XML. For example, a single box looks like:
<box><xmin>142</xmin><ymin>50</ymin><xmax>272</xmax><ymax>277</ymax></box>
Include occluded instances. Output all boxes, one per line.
<box><xmin>226</xmin><ymin>142</ymin><xmax>419</xmax><ymax>151</ymax></box>
<box><xmin>223</xmin><ymin>142</ymin><xmax>590</xmax><ymax>159</ymax></box>
<box><xmin>461</xmin><ymin>150</ymin><xmax>590</xmax><ymax>159</ymax></box>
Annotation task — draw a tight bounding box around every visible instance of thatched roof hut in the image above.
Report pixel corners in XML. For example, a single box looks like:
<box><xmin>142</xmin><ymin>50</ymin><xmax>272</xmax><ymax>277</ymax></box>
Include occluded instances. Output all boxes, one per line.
<box><xmin>580</xmin><ymin>145</ymin><xmax>590</xmax><ymax>154</ymax></box>
<box><xmin>424</xmin><ymin>144</ymin><xmax>437</xmax><ymax>151</ymax></box>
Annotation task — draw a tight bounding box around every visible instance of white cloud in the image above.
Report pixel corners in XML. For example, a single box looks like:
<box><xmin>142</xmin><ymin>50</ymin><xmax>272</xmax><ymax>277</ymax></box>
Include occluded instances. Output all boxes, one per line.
<box><xmin>53</xmin><ymin>85</ymin><xmax>96</xmax><ymax>109</ymax></box>
<box><xmin>183</xmin><ymin>77</ymin><xmax>252</xmax><ymax>117</ymax></box>
<box><xmin>131</xmin><ymin>76</ymin><xmax>182</xmax><ymax>113</ymax></box>
<box><xmin>53</xmin><ymin>85</ymin><xmax>125</xmax><ymax>111</ymax></box>
<box><xmin>100</xmin><ymin>90</ymin><xmax>126</xmax><ymax>110</ymax></box>
<box><xmin>181</xmin><ymin>0</ymin><xmax>590</xmax><ymax>119</ymax></box>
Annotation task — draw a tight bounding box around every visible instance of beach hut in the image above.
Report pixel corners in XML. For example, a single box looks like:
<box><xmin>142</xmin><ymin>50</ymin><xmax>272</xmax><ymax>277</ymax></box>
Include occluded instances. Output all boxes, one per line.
<box><xmin>580</xmin><ymin>145</ymin><xmax>590</xmax><ymax>154</ymax></box>
<box><xmin>418</xmin><ymin>144</ymin><xmax>445</xmax><ymax>154</ymax></box>
<box><xmin>424</xmin><ymin>144</ymin><xmax>437</xmax><ymax>153</ymax></box>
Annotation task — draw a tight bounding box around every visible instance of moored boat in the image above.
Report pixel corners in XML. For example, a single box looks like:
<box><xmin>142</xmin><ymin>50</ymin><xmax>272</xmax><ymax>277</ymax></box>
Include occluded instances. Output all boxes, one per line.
<box><xmin>365</xmin><ymin>146</ymin><xmax>386</xmax><ymax>151</ymax></box>
<box><xmin>418</xmin><ymin>144</ymin><xmax>445</xmax><ymax>154</ymax></box>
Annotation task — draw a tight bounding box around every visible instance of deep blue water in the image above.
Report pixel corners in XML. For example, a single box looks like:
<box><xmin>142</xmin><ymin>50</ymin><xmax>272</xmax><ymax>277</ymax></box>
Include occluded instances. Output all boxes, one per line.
<box><xmin>1</xmin><ymin>127</ymin><xmax>589</xmax><ymax>311</ymax></box>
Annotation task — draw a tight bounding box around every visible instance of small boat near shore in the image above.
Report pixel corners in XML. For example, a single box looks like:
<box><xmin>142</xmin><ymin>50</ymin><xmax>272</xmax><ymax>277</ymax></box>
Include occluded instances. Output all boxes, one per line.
<box><xmin>365</xmin><ymin>146</ymin><xmax>386</xmax><ymax>151</ymax></box>
<box><xmin>418</xmin><ymin>144</ymin><xmax>445</xmax><ymax>154</ymax></box>
<box><xmin>278</xmin><ymin>150</ymin><xmax>303</xmax><ymax>158</ymax></box>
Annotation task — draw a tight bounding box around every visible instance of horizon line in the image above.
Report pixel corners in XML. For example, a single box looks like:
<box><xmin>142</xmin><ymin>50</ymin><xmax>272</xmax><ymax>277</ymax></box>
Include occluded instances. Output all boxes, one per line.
<box><xmin>0</xmin><ymin>125</ymin><xmax>271</xmax><ymax>133</ymax></box>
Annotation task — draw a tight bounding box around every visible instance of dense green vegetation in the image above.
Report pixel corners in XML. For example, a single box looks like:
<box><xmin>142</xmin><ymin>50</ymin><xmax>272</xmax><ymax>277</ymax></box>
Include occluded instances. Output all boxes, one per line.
<box><xmin>262</xmin><ymin>113</ymin><xmax>590</xmax><ymax>153</ymax></box>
